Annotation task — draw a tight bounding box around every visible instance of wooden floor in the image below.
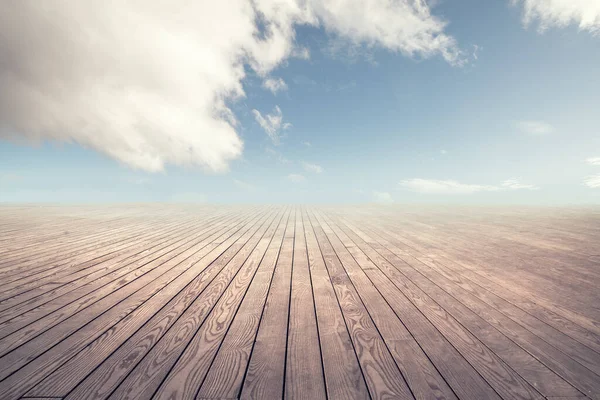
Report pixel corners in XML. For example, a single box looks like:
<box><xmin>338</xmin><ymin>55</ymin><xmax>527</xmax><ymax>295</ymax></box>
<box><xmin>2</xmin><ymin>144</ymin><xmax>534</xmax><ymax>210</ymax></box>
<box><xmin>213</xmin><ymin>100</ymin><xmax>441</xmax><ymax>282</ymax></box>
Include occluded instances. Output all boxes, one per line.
<box><xmin>0</xmin><ymin>205</ymin><xmax>599</xmax><ymax>400</ymax></box>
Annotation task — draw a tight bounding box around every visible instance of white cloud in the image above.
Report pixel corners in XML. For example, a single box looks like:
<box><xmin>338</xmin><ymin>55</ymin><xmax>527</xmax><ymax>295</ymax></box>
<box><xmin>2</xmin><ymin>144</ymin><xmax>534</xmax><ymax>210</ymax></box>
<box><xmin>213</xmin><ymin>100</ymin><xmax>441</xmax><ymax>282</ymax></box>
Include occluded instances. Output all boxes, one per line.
<box><xmin>512</xmin><ymin>0</ymin><xmax>600</xmax><ymax>35</ymax></box>
<box><xmin>263</xmin><ymin>78</ymin><xmax>288</xmax><ymax>94</ymax></box>
<box><xmin>472</xmin><ymin>44</ymin><xmax>481</xmax><ymax>60</ymax></box>
<box><xmin>288</xmin><ymin>173</ymin><xmax>306</xmax><ymax>183</ymax></box>
<box><xmin>400</xmin><ymin>179</ymin><xmax>499</xmax><ymax>194</ymax></box>
<box><xmin>0</xmin><ymin>1</ymin><xmax>463</xmax><ymax>173</ymax></box>
<box><xmin>0</xmin><ymin>2</ymin><xmax>252</xmax><ymax>173</ymax></box>
<box><xmin>585</xmin><ymin>175</ymin><xmax>600</xmax><ymax>188</ymax></box>
<box><xmin>400</xmin><ymin>178</ymin><xmax>538</xmax><ymax>194</ymax></box>
<box><xmin>440</xmin><ymin>149</ymin><xmax>448</xmax><ymax>155</ymax></box>
<box><xmin>303</xmin><ymin>141</ymin><xmax>312</xmax><ymax>146</ymax></box>
<box><xmin>373</xmin><ymin>191</ymin><xmax>393</xmax><ymax>204</ymax></box>
<box><xmin>253</xmin><ymin>106</ymin><xmax>292</xmax><ymax>145</ymax></box>
<box><xmin>517</xmin><ymin>120</ymin><xmax>554</xmax><ymax>135</ymax></box>
<box><xmin>302</xmin><ymin>162</ymin><xmax>324</xmax><ymax>174</ymax></box>
<box><xmin>586</xmin><ymin>157</ymin><xmax>600</xmax><ymax>166</ymax></box>
<box><xmin>308</xmin><ymin>0</ymin><xmax>464</xmax><ymax>65</ymax></box>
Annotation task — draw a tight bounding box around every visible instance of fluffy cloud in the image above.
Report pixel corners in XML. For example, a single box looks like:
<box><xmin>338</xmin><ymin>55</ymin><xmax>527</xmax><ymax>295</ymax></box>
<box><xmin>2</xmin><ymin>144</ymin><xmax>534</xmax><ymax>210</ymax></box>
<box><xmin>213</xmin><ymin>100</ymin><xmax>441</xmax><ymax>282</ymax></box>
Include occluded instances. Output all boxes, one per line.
<box><xmin>516</xmin><ymin>120</ymin><xmax>554</xmax><ymax>135</ymax></box>
<box><xmin>288</xmin><ymin>173</ymin><xmax>306</xmax><ymax>183</ymax></box>
<box><xmin>373</xmin><ymin>191</ymin><xmax>393</xmax><ymax>204</ymax></box>
<box><xmin>0</xmin><ymin>1</ymin><xmax>463</xmax><ymax>173</ymax></box>
<box><xmin>302</xmin><ymin>162</ymin><xmax>324</xmax><ymax>174</ymax></box>
<box><xmin>586</xmin><ymin>157</ymin><xmax>600</xmax><ymax>166</ymax></box>
<box><xmin>400</xmin><ymin>178</ymin><xmax>538</xmax><ymax>194</ymax></box>
<box><xmin>263</xmin><ymin>78</ymin><xmax>288</xmax><ymax>94</ymax></box>
<box><xmin>1</xmin><ymin>1</ymin><xmax>251</xmax><ymax>173</ymax></box>
<box><xmin>313</xmin><ymin>0</ymin><xmax>464</xmax><ymax>65</ymax></box>
<box><xmin>513</xmin><ymin>0</ymin><xmax>600</xmax><ymax>34</ymax></box>
<box><xmin>253</xmin><ymin>106</ymin><xmax>292</xmax><ymax>145</ymax></box>
<box><xmin>584</xmin><ymin>175</ymin><xmax>600</xmax><ymax>188</ymax></box>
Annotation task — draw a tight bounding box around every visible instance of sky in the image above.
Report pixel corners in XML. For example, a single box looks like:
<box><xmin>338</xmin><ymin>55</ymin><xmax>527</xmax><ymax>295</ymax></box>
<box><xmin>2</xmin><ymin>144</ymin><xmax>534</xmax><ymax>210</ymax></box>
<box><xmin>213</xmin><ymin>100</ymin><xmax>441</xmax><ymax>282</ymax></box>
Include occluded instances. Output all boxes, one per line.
<box><xmin>1</xmin><ymin>0</ymin><xmax>600</xmax><ymax>204</ymax></box>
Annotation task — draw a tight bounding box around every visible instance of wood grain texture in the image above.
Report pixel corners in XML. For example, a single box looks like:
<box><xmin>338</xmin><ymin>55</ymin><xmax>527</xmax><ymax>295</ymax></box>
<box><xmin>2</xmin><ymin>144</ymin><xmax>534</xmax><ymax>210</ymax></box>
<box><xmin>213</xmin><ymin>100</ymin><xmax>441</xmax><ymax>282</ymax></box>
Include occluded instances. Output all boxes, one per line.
<box><xmin>104</xmin><ymin>210</ymin><xmax>279</xmax><ymax>400</ymax></box>
<box><xmin>284</xmin><ymin>209</ymin><xmax>326</xmax><ymax>400</ymax></box>
<box><xmin>0</xmin><ymin>205</ymin><xmax>598</xmax><ymax>400</ymax></box>
<box><xmin>307</xmin><ymin>210</ymin><xmax>415</xmax><ymax>400</ymax></box>
<box><xmin>152</xmin><ymin>208</ymin><xmax>287</xmax><ymax>399</ymax></box>
<box><xmin>240</xmin><ymin>210</ymin><xmax>295</xmax><ymax>400</ymax></box>
<box><xmin>301</xmin><ymin>208</ymin><xmax>370</xmax><ymax>400</ymax></box>
<box><xmin>196</xmin><ymin>210</ymin><xmax>291</xmax><ymax>399</ymax></box>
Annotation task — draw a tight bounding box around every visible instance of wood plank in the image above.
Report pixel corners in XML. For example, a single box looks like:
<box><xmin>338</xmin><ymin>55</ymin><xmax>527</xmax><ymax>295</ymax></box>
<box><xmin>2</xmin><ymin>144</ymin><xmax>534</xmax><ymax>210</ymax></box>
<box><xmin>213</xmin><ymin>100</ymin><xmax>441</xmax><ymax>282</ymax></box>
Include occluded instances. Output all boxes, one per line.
<box><xmin>283</xmin><ymin>208</ymin><xmax>327</xmax><ymax>400</ymax></box>
<box><xmin>0</xmin><ymin>205</ymin><xmax>598</xmax><ymax>400</ymax></box>
<box><xmin>343</xmin><ymin>215</ymin><xmax>600</xmax><ymax>399</ymax></box>
<box><xmin>0</xmin><ymin>209</ymin><xmax>241</xmax><ymax>322</ymax></box>
<box><xmin>0</xmin><ymin>210</ymin><xmax>270</xmax><ymax>400</ymax></box>
<box><xmin>300</xmin><ymin>207</ymin><xmax>370</xmax><ymax>400</ymax></box>
<box><xmin>23</xmin><ymin>209</ymin><xmax>265</xmax><ymax>397</ymax></box>
<box><xmin>323</xmin><ymin>210</ymin><xmax>545</xmax><ymax>400</ymax></box>
<box><xmin>0</xmin><ymin>210</ymin><xmax>252</xmax><ymax>357</ymax></box>
<box><xmin>314</xmin><ymin>209</ymin><xmax>458</xmax><ymax>400</ymax></box>
<box><xmin>152</xmin><ymin>208</ymin><xmax>290</xmax><ymax>399</ymax></box>
<box><xmin>34</xmin><ymin>210</ymin><xmax>267</xmax><ymax>400</ymax></box>
<box><xmin>0</xmin><ymin>216</ymin><xmax>191</xmax><ymax>292</ymax></box>
<box><xmin>196</xmin><ymin>209</ymin><xmax>291</xmax><ymax>399</ymax></box>
<box><xmin>0</xmin><ymin>208</ymin><xmax>219</xmax><ymax>291</ymax></box>
<box><xmin>363</xmin><ymin>213</ymin><xmax>600</xmax><ymax>353</ymax></box>
<box><xmin>102</xmin><ymin>209</ymin><xmax>282</xmax><ymax>400</ymax></box>
<box><xmin>240</xmin><ymin>209</ymin><xmax>295</xmax><ymax>400</ymax></box>
<box><xmin>307</xmin><ymin>210</ymin><xmax>415</xmax><ymax>400</ymax></box>
<box><xmin>317</xmin><ymin>216</ymin><xmax>502</xmax><ymax>400</ymax></box>
<box><xmin>359</xmin><ymin>227</ymin><xmax>581</xmax><ymax>397</ymax></box>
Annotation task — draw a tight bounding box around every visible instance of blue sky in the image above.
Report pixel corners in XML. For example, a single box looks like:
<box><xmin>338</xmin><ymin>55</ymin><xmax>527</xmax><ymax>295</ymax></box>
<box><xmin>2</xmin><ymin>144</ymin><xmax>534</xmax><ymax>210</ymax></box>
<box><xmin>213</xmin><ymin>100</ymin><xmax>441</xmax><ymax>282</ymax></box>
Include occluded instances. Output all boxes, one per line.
<box><xmin>1</xmin><ymin>1</ymin><xmax>600</xmax><ymax>204</ymax></box>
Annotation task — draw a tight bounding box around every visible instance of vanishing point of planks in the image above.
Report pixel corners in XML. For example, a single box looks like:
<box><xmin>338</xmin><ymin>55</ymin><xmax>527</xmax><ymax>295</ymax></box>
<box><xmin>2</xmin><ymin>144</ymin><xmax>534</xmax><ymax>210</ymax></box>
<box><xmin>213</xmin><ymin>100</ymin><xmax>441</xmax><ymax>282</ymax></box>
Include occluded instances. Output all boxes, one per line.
<box><xmin>0</xmin><ymin>205</ymin><xmax>599</xmax><ymax>400</ymax></box>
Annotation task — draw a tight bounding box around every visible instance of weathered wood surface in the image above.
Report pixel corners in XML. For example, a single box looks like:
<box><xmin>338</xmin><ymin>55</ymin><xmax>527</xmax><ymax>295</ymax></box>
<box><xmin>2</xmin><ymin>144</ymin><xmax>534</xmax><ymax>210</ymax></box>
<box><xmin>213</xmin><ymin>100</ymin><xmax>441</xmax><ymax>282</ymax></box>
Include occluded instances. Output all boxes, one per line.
<box><xmin>0</xmin><ymin>204</ymin><xmax>598</xmax><ymax>399</ymax></box>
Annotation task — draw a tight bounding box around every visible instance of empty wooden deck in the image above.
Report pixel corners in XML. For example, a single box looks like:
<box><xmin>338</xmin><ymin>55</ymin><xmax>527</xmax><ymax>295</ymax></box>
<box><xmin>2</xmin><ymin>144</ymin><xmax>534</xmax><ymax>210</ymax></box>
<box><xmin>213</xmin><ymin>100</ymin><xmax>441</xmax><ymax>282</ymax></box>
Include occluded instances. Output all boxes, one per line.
<box><xmin>0</xmin><ymin>205</ymin><xmax>599</xmax><ymax>400</ymax></box>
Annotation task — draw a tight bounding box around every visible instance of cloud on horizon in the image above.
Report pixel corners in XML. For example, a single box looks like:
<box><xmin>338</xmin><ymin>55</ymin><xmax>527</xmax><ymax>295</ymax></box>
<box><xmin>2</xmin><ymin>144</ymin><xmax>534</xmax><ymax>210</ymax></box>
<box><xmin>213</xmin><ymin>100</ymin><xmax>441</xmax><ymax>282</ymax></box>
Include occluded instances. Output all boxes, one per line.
<box><xmin>586</xmin><ymin>157</ymin><xmax>600</xmax><ymax>166</ymax></box>
<box><xmin>585</xmin><ymin>175</ymin><xmax>600</xmax><ymax>188</ymax></box>
<box><xmin>585</xmin><ymin>156</ymin><xmax>600</xmax><ymax>187</ymax></box>
<box><xmin>400</xmin><ymin>178</ymin><xmax>538</xmax><ymax>194</ymax></box>
<box><xmin>0</xmin><ymin>1</ymin><xmax>464</xmax><ymax>173</ymax></box>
